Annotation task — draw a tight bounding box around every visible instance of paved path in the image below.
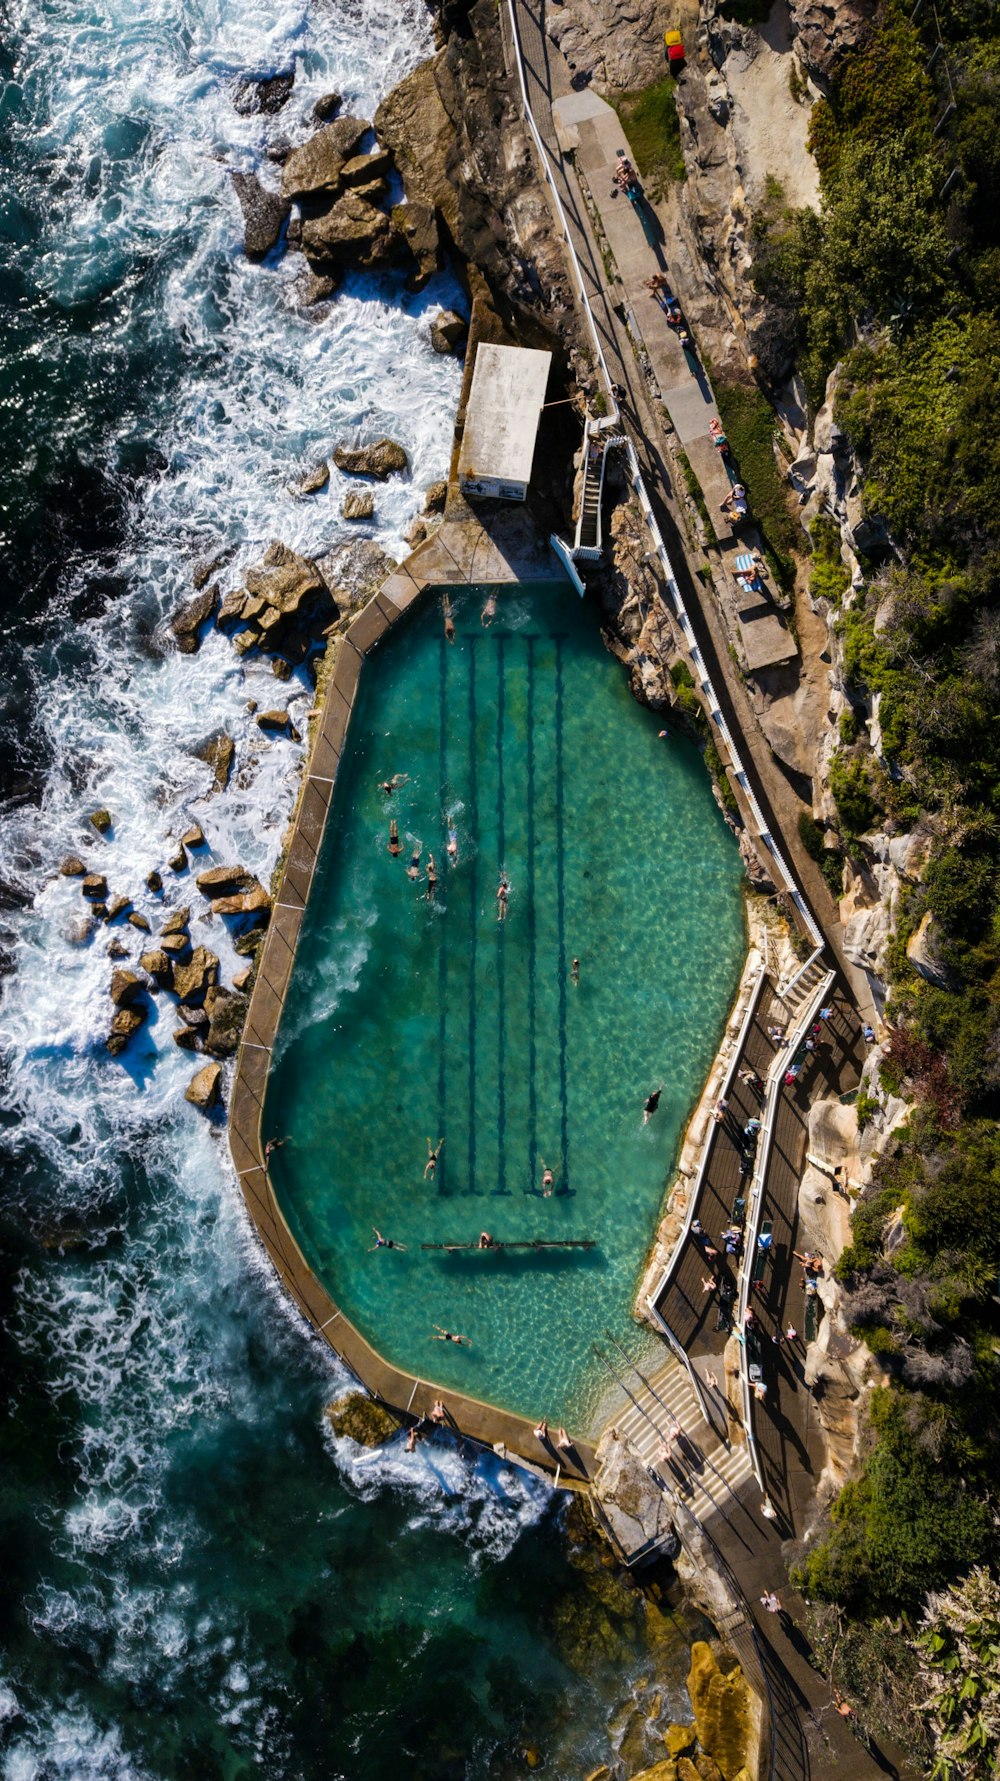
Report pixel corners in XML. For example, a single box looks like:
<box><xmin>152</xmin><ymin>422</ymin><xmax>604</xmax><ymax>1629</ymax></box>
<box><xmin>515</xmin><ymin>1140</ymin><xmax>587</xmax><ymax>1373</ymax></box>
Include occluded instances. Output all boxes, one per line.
<box><xmin>505</xmin><ymin>6</ymin><xmax>910</xmax><ymax>1772</ymax></box>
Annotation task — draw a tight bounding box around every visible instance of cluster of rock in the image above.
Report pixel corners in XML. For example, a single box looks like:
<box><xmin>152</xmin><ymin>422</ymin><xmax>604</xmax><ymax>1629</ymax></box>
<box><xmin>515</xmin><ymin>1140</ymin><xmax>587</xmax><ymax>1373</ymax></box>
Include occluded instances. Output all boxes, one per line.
<box><xmin>168</xmin><ymin>535</ymin><xmax>400</xmax><ymax>674</ymax></box>
<box><xmin>60</xmin><ymin>806</ymin><xmax>271</xmax><ymax>1107</ymax></box>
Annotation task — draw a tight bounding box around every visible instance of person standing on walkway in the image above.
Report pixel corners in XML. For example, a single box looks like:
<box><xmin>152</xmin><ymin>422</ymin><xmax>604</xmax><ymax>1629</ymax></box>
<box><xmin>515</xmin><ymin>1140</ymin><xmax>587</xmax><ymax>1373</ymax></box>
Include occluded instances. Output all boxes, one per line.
<box><xmin>760</xmin><ymin>1590</ymin><xmax>782</xmax><ymax>1616</ymax></box>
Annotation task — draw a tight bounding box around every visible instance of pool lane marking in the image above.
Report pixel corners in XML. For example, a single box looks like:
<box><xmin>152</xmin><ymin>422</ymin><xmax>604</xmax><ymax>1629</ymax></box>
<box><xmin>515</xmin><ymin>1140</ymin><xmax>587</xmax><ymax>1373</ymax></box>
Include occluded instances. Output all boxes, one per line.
<box><xmin>437</xmin><ymin>631</ymin><xmax>448</xmax><ymax>1195</ymax></box>
<box><xmin>555</xmin><ymin>634</ymin><xmax>570</xmax><ymax>1192</ymax></box>
<box><xmin>468</xmin><ymin>638</ymin><xmax>478</xmax><ymax>1196</ymax></box>
<box><xmin>527</xmin><ymin>635</ymin><xmax>538</xmax><ymax>1195</ymax></box>
<box><xmin>496</xmin><ymin>633</ymin><xmax>508</xmax><ymax>1196</ymax></box>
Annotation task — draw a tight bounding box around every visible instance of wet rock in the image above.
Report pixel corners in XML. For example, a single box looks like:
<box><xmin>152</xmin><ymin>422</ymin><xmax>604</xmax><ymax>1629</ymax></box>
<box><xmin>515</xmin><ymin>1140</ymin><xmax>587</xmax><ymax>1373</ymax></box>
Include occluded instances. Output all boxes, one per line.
<box><xmin>333</xmin><ymin>438</ymin><xmax>408</xmax><ymax>480</ymax></box>
<box><xmin>404</xmin><ymin>518</ymin><xmax>428</xmax><ymax>547</ymax></box>
<box><xmin>180</xmin><ymin>825</ymin><xmax>204</xmax><ymax>851</ymax></box>
<box><xmin>89</xmin><ymin>809</ymin><xmax>112</xmax><ymax>834</ymax></box>
<box><xmin>301</xmin><ymin>269</ymin><xmax>341</xmax><ymax>305</ymax></box>
<box><xmin>430</xmin><ymin>307</ymin><xmax>466</xmax><ymax>354</ymax></box>
<box><xmin>300</xmin><ymin>193</ymin><xmax>398</xmax><ymax>272</ymax></box>
<box><xmin>232</xmin><ymin>69</ymin><xmax>294</xmax><ymax>115</ymax></box>
<box><xmin>264</xmin><ymin>137</ymin><xmax>292</xmax><ymax>165</ymax></box>
<box><xmin>127</xmin><ymin>912</ymin><xmax>151</xmax><ymax>932</ymax></box>
<box><xmin>176</xmin><ymin>1003</ymin><xmax>209</xmax><ymax>1028</ymax></box>
<box><xmin>193</xmin><ymin>730</ymin><xmax>235</xmax><ymax>793</ymax></box>
<box><xmin>423</xmin><ymin>479</ymin><xmax>448</xmax><ymax>515</ymax></box>
<box><xmin>160</xmin><ymin>933</ymin><xmax>191</xmax><ymax>959</ymax></box>
<box><xmin>313</xmin><ymin>538</ymin><xmax>397</xmax><ymax>614</ymax></box>
<box><xmin>68</xmin><ymin>918</ymin><xmax>94</xmax><ymax>946</ymax></box>
<box><xmin>256</xmin><ymin>709</ymin><xmax>292</xmax><ymax>735</ymax></box>
<box><xmin>239</xmin><ymin>541</ymin><xmax>333</xmax><ymax>639</ymax></box>
<box><xmin>325</xmin><ymin>1391</ymin><xmax>399</xmax><ymax>1446</ymax></box>
<box><xmin>233</xmin><ymin>928</ymin><xmax>265</xmax><ymax>959</ymax></box>
<box><xmin>91</xmin><ymin>902</ymin><xmax>109</xmax><ymax>921</ymax></box>
<box><xmin>140</xmin><ymin>949</ymin><xmax>174</xmax><ymax>988</ymax></box>
<box><xmin>110</xmin><ymin>1004</ymin><xmax>147</xmax><ymax>1040</ymax></box>
<box><xmin>60</xmin><ymin>856</ymin><xmax>87</xmax><ymax>876</ymax></box>
<box><xmin>170</xmin><ymin>581</ymin><xmax>219</xmax><ymax>654</ymax></box>
<box><xmin>106</xmin><ymin>938</ymin><xmax>128</xmax><ymax>960</ymax></box>
<box><xmin>161</xmin><ymin>907</ymin><xmax>191</xmax><ymax>936</ymax></box>
<box><xmin>343</xmin><ymin>490</ymin><xmax>375</xmax><ymax>520</ymax></box>
<box><xmin>172</xmin><ymin>946</ymin><xmax>220</xmax><ymax>1005</ymax></box>
<box><xmin>665</xmin><ymin>1727</ymin><xmax>696</xmax><ymax>1759</ymax></box>
<box><xmin>110</xmin><ymin>968</ymin><xmax>145</xmax><ymax>1008</ymax></box>
<box><xmin>312</xmin><ymin>90</ymin><xmax>342</xmax><ymax>123</ymax></box>
<box><xmin>209</xmin><ymin>881</ymin><xmax>271</xmax><ymax>917</ymax></box>
<box><xmin>230</xmin><ymin>171</ymin><xmax>289</xmax><ymax>262</ymax></box>
<box><xmin>289</xmin><ymin>460</ymin><xmax>330</xmax><ymax>497</ymax></box>
<box><xmin>146</xmin><ymin>869</ymin><xmax>163</xmax><ymax>893</ymax></box>
<box><xmin>184</xmin><ymin>1061</ymin><xmax>222</xmax><ymax>1109</ymax></box>
<box><xmin>167</xmin><ymin>845</ymin><xmax>187</xmax><ymax>872</ymax></box>
<box><xmin>341</xmin><ymin>147</ymin><xmax>393</xmax><ymax>187</ymax></box>
<box><xmin>232</xmin><ymin>965</ymin><xmax>253</xmax><ymax>991</ymax></box>
<box><xmin>272</xmin><ymin>657</ymin><xmax>292</xmax><ymax>680</ymax></box>
<box><xmin>105</xmin><ymin>895</ymin><xmax>131</xmax><ymax>922</ymax></box>
<box><xmin>280</xmin><ymin>116</ymin><xmax>370</xmax><ymax>201</ymax></box>
<box><xmin>173</xmin><ymin>1026</ymin><xmax>201</xmax><ymax>1052</ymax></box>
<box><xmin>390</xmin><ymin>200</ymin><xmax>442</xmax><ymax>288</ymax></box>
<box><xmin>196</xmin><ymin>864</ymin><xmax>256</xmax><ymax>897</ymax></box>
<box><xmin>82</xmin><ymin>873</ymin><xmax>109</xmax><ymax>901</ymax></box>
<box><xmin>203</xmin><ymin>987</ymin><xmax>250</xmax><ymax>1056</ymax></box>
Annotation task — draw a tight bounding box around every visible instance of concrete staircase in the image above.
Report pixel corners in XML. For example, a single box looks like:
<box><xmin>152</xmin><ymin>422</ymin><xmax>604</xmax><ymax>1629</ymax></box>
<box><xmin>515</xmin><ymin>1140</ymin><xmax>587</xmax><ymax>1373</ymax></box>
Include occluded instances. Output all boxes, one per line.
<box><xmin>778</xmin><ymin>950</ymin><xmax>830</xmax><ymax>1022</ymax></box>
<box><xmin>609</xmin><ymin>1357</ymin><xmax>754</xmax><ymax>1530</ymax></box>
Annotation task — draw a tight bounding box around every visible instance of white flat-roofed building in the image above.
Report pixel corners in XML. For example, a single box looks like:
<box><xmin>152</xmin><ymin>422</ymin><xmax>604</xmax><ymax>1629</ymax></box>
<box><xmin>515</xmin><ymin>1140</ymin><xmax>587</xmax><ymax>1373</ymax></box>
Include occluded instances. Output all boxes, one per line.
<box><xmin>458</xmin><ymin>343</ymin><xmax>552</xmax><ymax>502</ymax></box>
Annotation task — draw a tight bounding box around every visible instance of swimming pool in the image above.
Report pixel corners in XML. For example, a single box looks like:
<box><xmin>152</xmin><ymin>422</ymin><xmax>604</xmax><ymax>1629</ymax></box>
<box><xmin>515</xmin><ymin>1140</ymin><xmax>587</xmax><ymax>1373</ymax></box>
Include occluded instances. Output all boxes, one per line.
<box><xmin>265</xmin><ymin>581</ymin><xmax>745</xmax><ymax>1433</ymax></box>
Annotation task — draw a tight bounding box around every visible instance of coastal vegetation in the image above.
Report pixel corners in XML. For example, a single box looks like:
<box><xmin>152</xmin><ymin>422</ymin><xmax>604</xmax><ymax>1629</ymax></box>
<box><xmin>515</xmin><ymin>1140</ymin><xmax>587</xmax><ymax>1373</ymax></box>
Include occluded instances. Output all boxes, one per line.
<box><xmin>611</xmin><ymin>78</ymin><xmax>685</xmax><ymax>194</ymax></box>
<box><xmin>744</xmin><ymin>0</ymin><xmax>1000</xmax><ymax>1760</ymax></box>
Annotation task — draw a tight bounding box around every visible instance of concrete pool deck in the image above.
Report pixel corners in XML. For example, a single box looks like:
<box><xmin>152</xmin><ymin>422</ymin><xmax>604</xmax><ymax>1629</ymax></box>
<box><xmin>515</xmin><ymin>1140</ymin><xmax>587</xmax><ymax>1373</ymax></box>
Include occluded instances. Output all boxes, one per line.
<box><xmin>228</xmin><ymin>504</ymin><xmax>605</xmax><ymax>1485</ymax></box>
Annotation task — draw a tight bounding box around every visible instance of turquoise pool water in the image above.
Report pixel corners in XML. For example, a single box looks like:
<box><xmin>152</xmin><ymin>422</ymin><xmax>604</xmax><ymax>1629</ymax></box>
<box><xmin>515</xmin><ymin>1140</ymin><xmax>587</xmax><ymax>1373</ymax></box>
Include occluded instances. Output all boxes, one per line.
<box><xmin>266</xmin><ymin>581</ymin><xmax>745</xmax><ymax>1432</ymax></box>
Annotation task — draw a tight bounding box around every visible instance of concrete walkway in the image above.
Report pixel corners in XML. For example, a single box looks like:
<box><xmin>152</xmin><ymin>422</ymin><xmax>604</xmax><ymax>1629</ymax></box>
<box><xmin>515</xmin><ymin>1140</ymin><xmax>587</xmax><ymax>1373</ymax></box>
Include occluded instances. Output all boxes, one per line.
<box><xmin>552</xmin><ymin>85</ymin><xmax>796</xmax><ymax>673</ymax></box>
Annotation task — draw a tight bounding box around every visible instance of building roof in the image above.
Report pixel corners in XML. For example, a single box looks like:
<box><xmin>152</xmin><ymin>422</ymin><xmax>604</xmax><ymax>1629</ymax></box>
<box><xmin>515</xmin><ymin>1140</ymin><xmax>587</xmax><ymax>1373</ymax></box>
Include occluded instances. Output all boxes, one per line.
<box><xmin>459</xmin><ymin>343</ymin><xmax>552</xmax><ymax>488</ymax></box>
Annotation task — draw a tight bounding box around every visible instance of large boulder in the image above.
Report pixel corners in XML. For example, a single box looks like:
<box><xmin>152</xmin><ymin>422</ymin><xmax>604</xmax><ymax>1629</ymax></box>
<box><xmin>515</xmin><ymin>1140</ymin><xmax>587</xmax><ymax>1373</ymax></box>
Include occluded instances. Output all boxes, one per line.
<box><xmin>192</xmin><ymin>730</ymin><xmax>235</xmax><ymax>792</ymax></box>
<box><xmin>390</xmin><ymin>201</ymin><xmax>442</xmax><ymax>288</ymax></box>
<box><xmin>430</xmin><ymin>308</ymin><xmax>467</xmax><ymax>355</ymax></box>
<box><xmin>906</xmin><ymin>909</ymin><xmax>951</xmax><ymax>988</ymax></box>
<box><xmin>333</xmin><ymin>438</ymin><xmax>408</xmax><ymax>480</ymax></box>
<box><xmin>172</xmin><ymin>946</ymin><xmax>220</xmax><ymax>1005</ymax></box>
<box><xmin>209</xmin><ymin>881</ymin><xmax>271</xmax><ymax>917</ymax></box>
<box><xmin>280</xmin><ymin>116</ymin><xmax>370</xmax><ymax>201</ymax></box>
<box><xmin>202</xmin><ymin>987</ymin><xmax>250</xmax><ymax>1057</ymax></box>
<box><xmin>195</xmin><ymin>864</ymin><xmax>256</xmax><ymax>897</ymax></box>
<box><xmin>786</xmin><ymin>0</ymin><xmax>877</xmax><ymax>87</ymax></box>
<box><xmin>170</xmin><ymin>582</ymin><xmax>219</xmax><ymax>654</ymax></box>
<box><xmin>325</xmin><ymin>1391</ymin><xmax>399</xmax><ymax>1447</ymax></box>
<box><xmin>60</xmin><ymin>856</ymin><xmax>86</xmax><ymax>876</ymax></box>
<box><xmin>341</xmin><ymin>148</ymin><xmax>393</xmax><ymax>187</ymax></box>
<box><xmin>110</xmin><ymin>969</ymin><xmax>145</xmax><ymax>1008</ymax></box>
<box><xmin>686</xmin><ymin>1644</ymin><xmax>753</xmax><ymax>1781</ymax></box>
<box><xmin>343</xmin><ymin>490</ymin><xmax>374</xmax><ymax>520</ymax></box>
<box><xmin>591</xmin><ymin>1430</ymin><xmax>675</xmax><ymax>1561</ymax></box>
<box><xmin>140</xmin><ymin>949</ymin><xmax>174</xmax><ymax>988</ymax></box>
<box><xmin>230</xmin><ymin>171</ymin><xmax>289</xmax><ymax>262</ymax></box>
<box><xmin>300</xmin><ymin>193</ymin><xmax>398</xmax><ymax>272</ymax></box>
<box><xmin>232</xmin><ymin>70</ymin><xmax>294</xmax><ymax>115</ymax></box>
<box><xmin>184</xmin><ymin>1061</ymin><xmax>222</xmax><ymax>1110</ymax></box>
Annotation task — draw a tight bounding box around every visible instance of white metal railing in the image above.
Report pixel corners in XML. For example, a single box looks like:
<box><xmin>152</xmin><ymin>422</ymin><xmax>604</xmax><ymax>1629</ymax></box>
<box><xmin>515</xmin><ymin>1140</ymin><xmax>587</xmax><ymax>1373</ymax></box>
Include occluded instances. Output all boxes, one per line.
<box><xmin>734</xmin><ymin>967</ymin><xmax>836</xmax><ymax>1484</ymax></box>
<box><xmin>646</xmin><ymin>956</ymin><xmax>769</xmax><ymax>1310</ymax></box>
<box><xmin>572</xmin><ymin>417</ymin><xmax>608</xmax><ymax>558</ymax></box>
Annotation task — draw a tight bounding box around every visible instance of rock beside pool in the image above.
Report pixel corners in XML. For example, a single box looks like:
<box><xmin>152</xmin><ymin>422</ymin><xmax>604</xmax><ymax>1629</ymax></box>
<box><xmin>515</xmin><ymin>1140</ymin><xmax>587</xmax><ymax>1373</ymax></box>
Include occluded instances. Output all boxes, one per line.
<box><xmin>60</xmin><ymin>855</ymin><xmax>87</xmax><ymax>876</ymax></box>
<box><xmin>192</xmin><ymin>729</ymin><xmax>235</xmax><ymax>793</ymax></box>
<box><xmin>110</xmin><ymin>968</ymin><xmax>145</xmax><ymax>1008</ymax></box>
<box><xmin>195</xmin><ymin>864</ymin><xmax>256</xmax><ymax>897</ymax></box>
<box><xmin>209</xmin><ymin>880</ymin><xmax>271</xmax><ymax>918</ymax></box>
<box><xmin>202</xmin><ymin>987</ymin><xmax>250</xmax><ymax>1057</ymax></box>
<box><xmin>230</xmin><ymin>171</ymin><xmax>290</xmax><ymax>262</ymax></box>
<box><xmin>591</xmin><ymin>1428</ymin><xmax>676</xmax><ymax>1564</ymax></box>
<box><xmin>325</xmin><ymin>1391</ymin><xmax>400</xmax><ymax>1447</ymax></box>
<box><xmin>423</xmin><ymin>480</ymin><xmax>448</xmax><ymax>515</ymax></box>
<box><xmin>185</xmin><ymin>1061</ymin><xmax>222</xmax><ymax>1110</ymax></box>
<box><xmin>232</xmin><ymin>69</ymin><xmax>295</xmax><ymax>116</ymax></box>
<box><xmin>687</xmin><ymin>1642</ymin><xmax>754</xmax><ymax>1781</ymax></box>
<box><xmin>333</xmin><ymin>438</ymin><xmax>408</xmax><ymax>480</ymax></box>
<box><xmin>172</xmin><ymin>946</ymin><xmax>220</xmax><ymax>1005</ymax></box>
<box><xmin>280</xmin><ymin>116</ymin><xmax>370</xmax><ymax>200</ymax></box>
<box><xmin>430</xmin><ymin>308</ymin><xmax>466</xmax><ymax>354</ymax></box>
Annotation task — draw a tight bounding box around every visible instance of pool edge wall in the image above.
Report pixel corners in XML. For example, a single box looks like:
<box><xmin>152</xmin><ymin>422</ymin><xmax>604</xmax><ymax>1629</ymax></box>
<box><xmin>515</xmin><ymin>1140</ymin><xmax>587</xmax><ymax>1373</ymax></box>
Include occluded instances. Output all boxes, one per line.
<box><xmin>227</xmin><ymin>524</ymin><xmax>598</xmax><ymax>1480</ymax></box>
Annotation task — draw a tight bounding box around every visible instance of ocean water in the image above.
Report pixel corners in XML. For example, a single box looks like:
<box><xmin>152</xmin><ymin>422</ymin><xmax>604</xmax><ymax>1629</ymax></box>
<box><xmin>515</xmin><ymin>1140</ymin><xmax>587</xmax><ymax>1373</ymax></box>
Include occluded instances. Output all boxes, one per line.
<box><xmin>0</xmin><ymin>0</ymin><xmax>711</xmax><ymax>1775</ymax></box>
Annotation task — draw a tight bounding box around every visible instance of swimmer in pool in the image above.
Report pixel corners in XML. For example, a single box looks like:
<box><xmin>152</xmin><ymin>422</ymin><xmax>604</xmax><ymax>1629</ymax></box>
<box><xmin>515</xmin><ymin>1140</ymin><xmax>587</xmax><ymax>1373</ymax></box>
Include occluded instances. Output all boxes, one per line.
<box><xmin>432</xmin><ymin>1325</ymin><xmax>470</xmax><ymax>1346</ymax></box>
<box><xmin>388</xmin><ymin>819</ymin><xmax>401</xmax><ymax>857</ymax></box>
<box><xmin>643</xmin><ymin>1087</ymin><xmax>663</xmax><ymax>1124</ymax></box>
<box><xmin>425</xmin><ymin>853</ymin><xmax>437</xmax><ymax>899</ymax></box>
<box><xmin>571</xmin><ymin>957</ymin><xmax>580</xmax><ymax>985</ymax></box>
<box><xmin>497</xmin><ymin>874</ymin><xmax>509</xmax><ymax>921</ymax></box>
<box><xmin>541</xmin><ymin>1160</ymin><xmax>555</xmax><ymax>1196</ymax></box>
<box><xmin>379</xmin><ymin>773</ymin><xmax>409</xmax><ymax>797</ymax></box>
<box><xmin>447</xmin><ymin>825</ymin><xmax>458</xmax><ymax>863</ymax></box>
<box><xmin>406</xmin><ymin>843</ymin><xmax>422</xmax><ymax>881</ymax></box>
<box><xmin>443</xmin><ymin>595</ymin><xmax>456</xmax><ymax>644</ymax></box>
<box><xmin>481</xmin><ymin>592</ymin><xmax>497</xmax><ymax>627</ymax></box>
<box><xmin>424</xmin><ymin>1136</ymin><xmax>444</xmax><ymax>1179</ymax></box>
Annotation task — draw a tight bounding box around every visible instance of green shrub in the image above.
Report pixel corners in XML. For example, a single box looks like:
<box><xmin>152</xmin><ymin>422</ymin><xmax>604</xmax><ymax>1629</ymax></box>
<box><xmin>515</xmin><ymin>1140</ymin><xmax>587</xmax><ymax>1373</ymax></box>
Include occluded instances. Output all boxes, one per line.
<box><xmin>809</xmin><ymin>515</ymin><xmax>850</xmax><ymax>606</ymax></box>
<box><xmin>829</xmin><ymin>753</ymin><xmax>877</xmax><ymax>835</ymax></box>
<box><xmin>855</xmin><ymin>1090</ymin><xmax>880</xmax><ymax>1130</ymax></box>
<box><xmin>611</xmin><ymin>79</ymin><xmax>685</xmax><ymax>193</ymax></box>
<box><xmin>713</xmin><ymin>382</ymin><xmax>798</xmax><ymax>588</ymax></box>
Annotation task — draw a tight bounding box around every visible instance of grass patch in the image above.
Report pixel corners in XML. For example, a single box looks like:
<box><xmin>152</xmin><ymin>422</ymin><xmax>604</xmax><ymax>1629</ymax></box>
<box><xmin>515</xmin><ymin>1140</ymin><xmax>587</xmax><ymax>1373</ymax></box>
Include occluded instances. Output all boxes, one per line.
<box><xmin>611</xmin><ymin>78</ymin><xmax>685</xmax><ymax>197</ymax></box>
<box><xmin>677</xmin><ymin>448</ymin><xmax>712</xmax><ymax>532</ymax></box>
<box><xmin>713</xmin><ymin>381</ymin><xmax>799</xmax><ymax>590</ymax></box>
